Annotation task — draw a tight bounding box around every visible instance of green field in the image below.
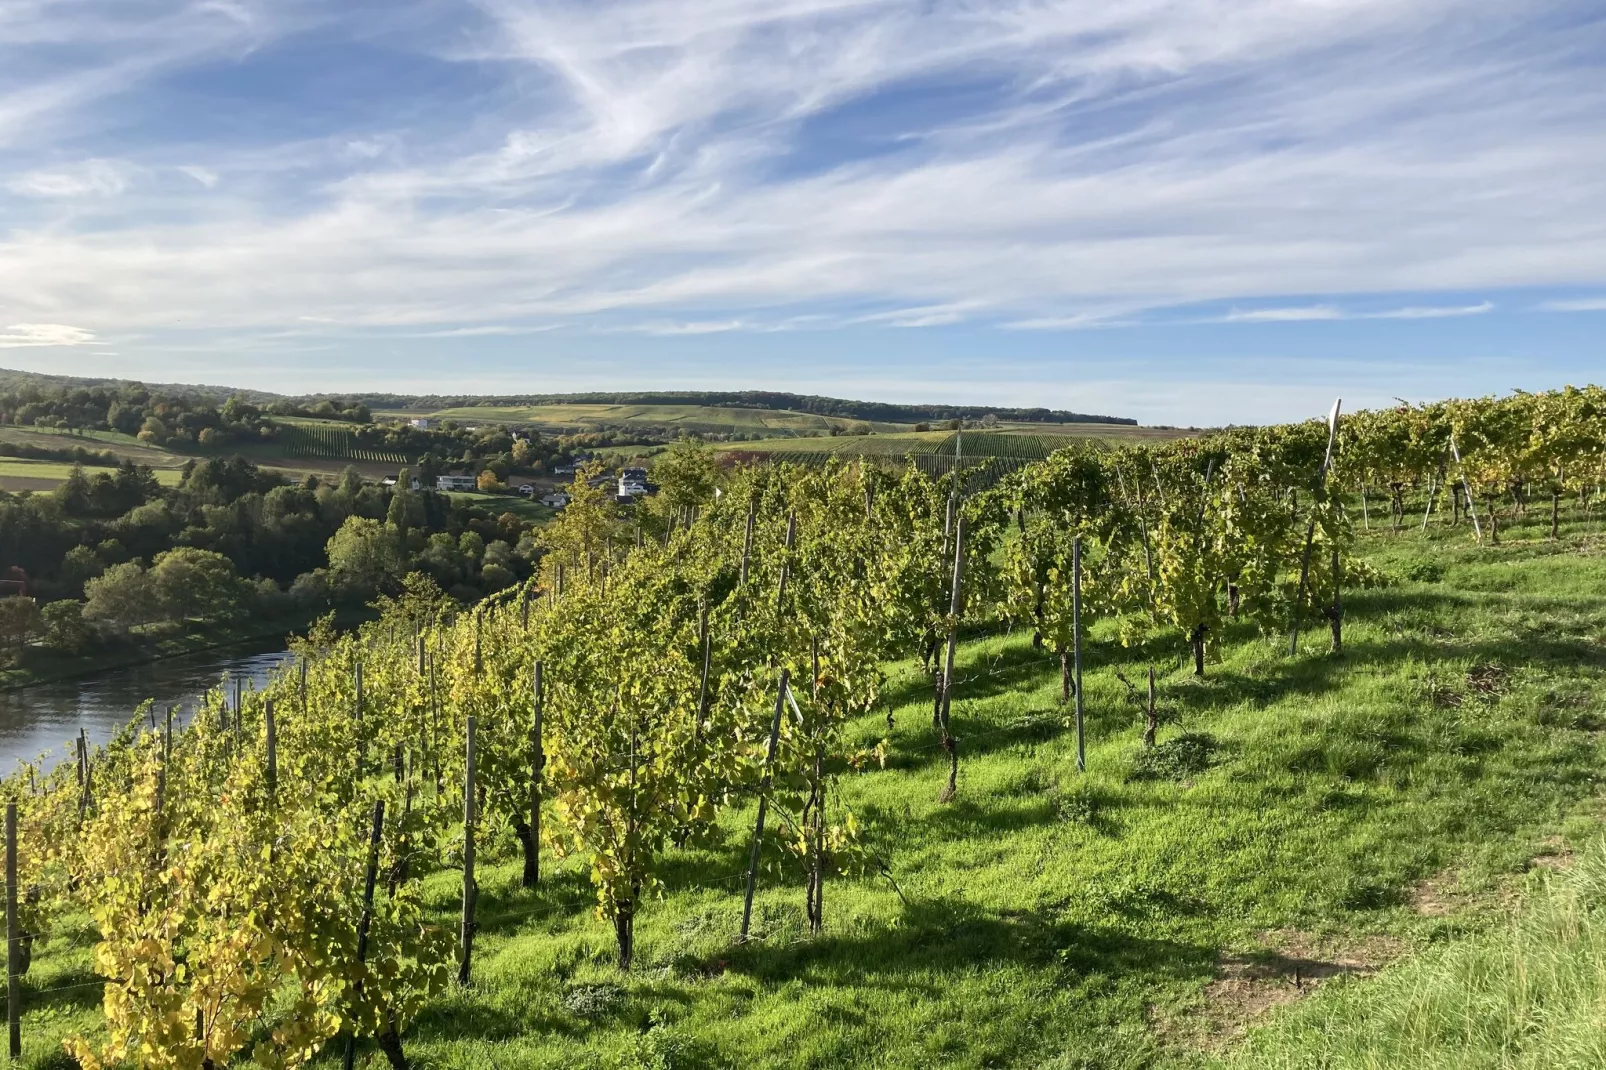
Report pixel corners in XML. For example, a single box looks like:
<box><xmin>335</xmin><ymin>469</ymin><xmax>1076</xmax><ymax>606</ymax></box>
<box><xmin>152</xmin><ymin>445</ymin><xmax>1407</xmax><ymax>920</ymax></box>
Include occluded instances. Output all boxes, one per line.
<box><xmin>0</xmin><ymin>426</ymin><xmax>186</xmax><ymax>468</ymax></box>
<box><xmin>441</xmin><ymin>490</ymin><xmax>559</xmax><ymax>523</ymax></box>
<box><xmin>0</xmin><ymin>458</ymin><xmax>184</xmax><ymax>490</ymax></box>
<box><xmin>16</xmin><ymin>509</ymin><xmax>1603</xmax><ymax>1068</ymax></box>
<box><xmin>380</xmin><ymin>403</ymin><xmax>900</xmax><ymax>436</ymax></box>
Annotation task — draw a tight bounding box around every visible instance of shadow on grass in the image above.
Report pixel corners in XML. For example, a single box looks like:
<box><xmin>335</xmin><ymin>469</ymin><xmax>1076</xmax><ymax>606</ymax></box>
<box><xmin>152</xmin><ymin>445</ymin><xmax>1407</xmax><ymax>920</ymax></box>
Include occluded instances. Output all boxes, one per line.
<box><xmin>719</xmin><ymin>894</ymin><xmax>1215</xmax><ymax>995</ymax></box>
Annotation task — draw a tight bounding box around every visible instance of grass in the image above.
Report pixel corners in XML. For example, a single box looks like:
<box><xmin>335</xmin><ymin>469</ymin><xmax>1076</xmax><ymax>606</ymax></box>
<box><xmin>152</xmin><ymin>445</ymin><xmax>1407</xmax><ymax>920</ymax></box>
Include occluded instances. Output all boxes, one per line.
<box><xmin>441</xmin><ymin>490</ymin><xmax>559</xmax><ymax>523</ymax></box>
<box><xmin>13</xmin><ymin>507</ymin><xmax>1606</xmax><ymax>1068</ymax></box>
<box><xmin>1221</xmin><ymin>835</ymin><xmax>1606</xmax><ymax>1070</ymax></box>
<box><xmin>0</xmin><ymin>458</ymin><xmax>184</xmax><ymax>489</ymax></box>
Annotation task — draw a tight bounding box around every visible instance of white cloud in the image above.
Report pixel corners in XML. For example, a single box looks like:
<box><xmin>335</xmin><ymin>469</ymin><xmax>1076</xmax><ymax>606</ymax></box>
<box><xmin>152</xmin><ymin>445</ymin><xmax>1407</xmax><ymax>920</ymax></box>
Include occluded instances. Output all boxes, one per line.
<box><xmin>1541</xmin><ymin>297</ymin><xmax>1606</xmax><ymax>312</ymax></box>
<box><xmin>1223</xmin><ymin>305</ymin><xmax>1346</xmax><ymax>323</ymax></box>
<box><xmin>8</xmin><ymin>158</ymin><xmax>131</xmax><ymax>197</ymax></box>
<box><xmin>0</xmin><ymin>323</ymin><xmax>101</xmax><ymax>347</ymax></box>
<box><xmin>633</xmin><ymin>320</ymin><xmax>746</xmax><ymax>335</ymax></box>
<box><xmin>1372</xmin><ymin>301</ymin><xmax>1494</xmax><ymax>319</ymax></box>
<box><xmin>177</xmin><ymin>165</ymin><xmax>219</xmax><ymax>188</ymax></box>
<box><xmin>0</xmin><ymin>0</ymin><xmax>1603</xmax><ymax>346</ymax></box>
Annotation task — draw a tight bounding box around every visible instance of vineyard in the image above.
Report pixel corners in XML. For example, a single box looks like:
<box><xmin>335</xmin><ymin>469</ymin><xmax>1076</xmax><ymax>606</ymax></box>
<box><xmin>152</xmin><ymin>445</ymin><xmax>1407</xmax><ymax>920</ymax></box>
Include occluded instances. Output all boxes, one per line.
<box><xmin>729</xmin><ymin>431</ymin><xmax>1061</xmax><ymax>491</ymax></box>
<box><xmin>277</xmin><ymin>423</ymin><xmax>412</xmax><ymax>466</ymax></box>
<box><xmin>5</xmin><ymin>386</ymin><xmax>1606</xmax><ymax>1068</ymax></box>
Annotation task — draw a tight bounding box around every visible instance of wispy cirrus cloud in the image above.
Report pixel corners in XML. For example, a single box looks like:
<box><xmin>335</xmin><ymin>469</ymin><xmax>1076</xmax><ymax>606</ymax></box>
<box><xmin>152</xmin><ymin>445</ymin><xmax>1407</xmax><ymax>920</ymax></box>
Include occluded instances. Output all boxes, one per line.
<box><xmin>8</xmin><ymin>159</ymin><xmax>133</xmax><ymax>198</ymax></box>
<box><xmin>0</xmin><ymin>0</ymin><xmax>1603</xmax><ymax>418</ymax></box>
<box><xmin>1372</xmin><ymin>301</ymin><xmax>1495</xmax><ymax>319</ymax></box>
<box><xmin>1218</xmin><ymin>301</ymin><xmax>1495</xmax><ymax>324</ymax></box>
<box><xmin>1223</xmin><ymin>305</ymin><xmax>1346</xmax><ymax>323</ymax></box>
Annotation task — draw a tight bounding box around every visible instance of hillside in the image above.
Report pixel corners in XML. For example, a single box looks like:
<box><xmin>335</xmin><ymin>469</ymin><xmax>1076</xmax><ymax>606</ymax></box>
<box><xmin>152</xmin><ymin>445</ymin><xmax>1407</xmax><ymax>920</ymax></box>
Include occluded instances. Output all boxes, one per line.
<box><xmin>12</xmin><ymin>519</ymin><xmax>1605</xmax><ymax>1068</ymax></box>
<box><xmin>358</xmin><ymin>390</ymin><xmax>1138</xmax><ymax>428</ymax></box>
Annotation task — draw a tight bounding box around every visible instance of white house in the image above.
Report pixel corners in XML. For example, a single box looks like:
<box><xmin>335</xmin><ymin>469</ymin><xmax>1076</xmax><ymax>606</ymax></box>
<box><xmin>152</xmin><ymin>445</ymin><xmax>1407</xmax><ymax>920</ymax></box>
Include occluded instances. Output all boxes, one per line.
<box><xmin>437</xmin><ymin>474</ymin><xmax>478</xmax><ymax>492</ymax></box>
<box><xmin>540</xmin><ymin>491</ymin><xmax>571</xmax><ymax>509</ymax></box>
<box><xmin>410</xmin><ymin>417</ymin><xmax>435</xmax><ymax>430</ymax></box>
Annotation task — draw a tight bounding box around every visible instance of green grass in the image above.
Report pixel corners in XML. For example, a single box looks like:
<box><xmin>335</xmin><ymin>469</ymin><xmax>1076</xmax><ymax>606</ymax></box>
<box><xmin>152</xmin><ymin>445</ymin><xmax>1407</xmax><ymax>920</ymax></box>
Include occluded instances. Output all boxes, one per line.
<box><xmin>15</xmin><ymin>509</ymin><xmax>1606</xmax><ymax>1068</ymax></box>
<box><xmin>1221</xmin><ymin>835</ymin><xmax>1606</xmax><ymax>1070</ymax></box>
<box><xmin>441</xmin><ymin>490</ymin><xmax>559</xmax><ymax>523</ymax></box>
<box><xmin>0</xmin><ymin>458</ymin><xmax>184</xmax><ymax>488</ymax></box>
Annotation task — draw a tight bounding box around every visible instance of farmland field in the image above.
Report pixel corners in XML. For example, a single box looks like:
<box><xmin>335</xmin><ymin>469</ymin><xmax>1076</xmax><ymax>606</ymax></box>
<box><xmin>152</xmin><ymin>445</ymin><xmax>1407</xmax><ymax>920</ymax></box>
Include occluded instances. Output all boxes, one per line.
<box><xmin>275</xmin><ymin>419</ymin><xmax>412</xmax><ymax>465</ymax></box>
<box><xmin>0</xmin><ymin>426</ymin><xmax>186</xmax><ymax>468</ymax></box>
<box><xmin>0</xmin><ymin>458</ymin><xmax>184</xmax><ymax>492</ymax></box>
<box><xmin>385</xmin><ymin>404</ymin><xmax>902</xmax><ymax>436</ymax></box>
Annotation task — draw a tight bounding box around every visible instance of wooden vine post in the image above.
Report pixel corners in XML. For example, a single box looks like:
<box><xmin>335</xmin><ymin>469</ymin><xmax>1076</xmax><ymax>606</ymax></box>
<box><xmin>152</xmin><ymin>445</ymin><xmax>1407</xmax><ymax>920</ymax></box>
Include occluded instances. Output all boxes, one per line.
<box><xmin>740</xmin><ymin>670</ymin><xmax>789</xmax><ymax>944</ymax></box>
<box><xmin>777</xmin><ymin>512</ymin><xmax>797</xmax><ymax>608</ymax></box>
<box><xmin>525</xmin><ymin>663</ymin><xmax>544</xmax><ymax>890</ymax></box>
<box><xmin>264</xmin><ymin>699</ymin><xmax>278</xmax><ymax>805</ymax></box>
<box><xmin>1450</xmin><ymin>436</ymin><xmax>1484</xmax><ymax>543</ymax></box>
<box><xmin>1143</xmin><ymin>667</ymin><xmax>1158</xmax><ymax>748</ymax></box>
<box><xmin>353</xmin><ymin>662</ymin><xmax>364</xmax><ymax>776</ymax></box>
<box><xmin>6</xmin><ymin>801</ymin><xmax>19</xmax><ymax>1060</ymax></box>
<box><xmin>77</xmin><ymin>729</ymin><xmax>90</xmax><ymax>817</ymax></box>
<box><xmin>1072</xmin><ymin>535</ymin><xmax>1085</xmax><ymax>773</ymax></box>
<box><xmin>341</xmin><ymin>799</ymin><xmax>385</xmax><ymax>1070</ymax></box>
<box><xmin>459</xmin><ymin>716</ymin><xmax>478</xmax><ymax>985</ymax></box>
<box><xmin>739</xmin><ymin>494</ymin><xmax>757</xmax><ymax>586</ymax></box>
<box><xmin>938</xmin><ymin>517</ymin><xmax>966</xmax><ymax>802</ymax></box>
<box><xmin>695</xmin><ymin>600</ymin><xmax>711</xmax><ymax>748</ymax></box>
<box><xmin>1290</xmin><ymin>398</ymin><xmax>1342</xmax><ymax>655</ymax></box>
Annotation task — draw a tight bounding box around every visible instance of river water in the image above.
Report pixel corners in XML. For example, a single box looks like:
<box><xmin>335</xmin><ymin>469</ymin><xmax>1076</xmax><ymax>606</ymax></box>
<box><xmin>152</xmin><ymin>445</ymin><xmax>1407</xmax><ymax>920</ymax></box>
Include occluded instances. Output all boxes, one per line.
<box><xmin>0</xmin><ymin>643</ymin><xmax>295</xmax><ymax>774</ymax></box>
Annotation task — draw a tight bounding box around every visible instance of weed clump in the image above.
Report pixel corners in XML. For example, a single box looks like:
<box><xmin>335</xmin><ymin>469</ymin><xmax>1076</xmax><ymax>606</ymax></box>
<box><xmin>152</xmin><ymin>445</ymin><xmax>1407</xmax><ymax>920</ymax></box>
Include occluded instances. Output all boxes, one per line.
<box><xmin>1128</xmin><ymin>732</ymin><xmax>1218</xmax><ymax>781</ymax></box>
<box><xmin>1404</xmin><ymin>561</ymin><xmax>1445</xmax><ymax>583</ymax></box>
<box><xmin>565</xmin><ymin>982</ymin><xmax>628</xmax><ymax>1019</ymax></box>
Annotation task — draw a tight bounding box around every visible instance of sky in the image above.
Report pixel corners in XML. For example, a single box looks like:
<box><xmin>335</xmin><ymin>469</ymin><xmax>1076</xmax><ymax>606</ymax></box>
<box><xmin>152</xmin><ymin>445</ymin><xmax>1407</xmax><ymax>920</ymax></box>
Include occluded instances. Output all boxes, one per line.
<box><xmin>0</xmin><ymin>0</ymin><xmax>1603</xmax><ymax>425</ymax></box>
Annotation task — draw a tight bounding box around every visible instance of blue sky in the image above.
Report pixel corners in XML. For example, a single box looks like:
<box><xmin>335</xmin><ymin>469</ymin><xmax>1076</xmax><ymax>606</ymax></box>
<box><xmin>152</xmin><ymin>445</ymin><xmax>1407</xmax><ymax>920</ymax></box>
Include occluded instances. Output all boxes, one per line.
<box><xmin>1</xmin><ymin>0</ymin><xmax>1603</xmax><ymax>424</ymax></box>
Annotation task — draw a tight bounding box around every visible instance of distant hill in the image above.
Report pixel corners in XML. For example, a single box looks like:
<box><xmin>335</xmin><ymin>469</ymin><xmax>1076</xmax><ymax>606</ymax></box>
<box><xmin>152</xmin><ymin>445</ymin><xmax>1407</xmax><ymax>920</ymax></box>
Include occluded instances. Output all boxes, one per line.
<box><xmin>0</xmin><ymin>368</ymin><xmax>1136</xmax><ymax>427</ymax></box>
<box><xmin>338</xmin><ymin>390</ymin><xmax>1136</xmax><ymax>426</ymax></box>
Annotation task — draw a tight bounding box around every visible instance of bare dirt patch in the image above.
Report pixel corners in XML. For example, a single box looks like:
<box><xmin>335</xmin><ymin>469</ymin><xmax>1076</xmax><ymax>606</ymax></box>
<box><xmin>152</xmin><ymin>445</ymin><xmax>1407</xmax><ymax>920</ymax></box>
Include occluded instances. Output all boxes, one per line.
<box><xmin>1529</xmin><ymin>835</ymin><xmax>1575</xmax><ymax>872</ymax></box>
<box><xmin>1156</xmin><ymin>929</ymin><xmax>1404</xmax><ymax>1049</ymax></box>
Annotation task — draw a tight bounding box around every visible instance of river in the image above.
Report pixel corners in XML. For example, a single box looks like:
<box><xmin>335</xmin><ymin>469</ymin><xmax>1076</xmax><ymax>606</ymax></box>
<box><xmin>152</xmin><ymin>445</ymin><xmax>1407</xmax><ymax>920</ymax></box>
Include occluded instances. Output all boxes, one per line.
<box><xmin>0</xmin><ymin>643</ymin><xmax>296</xmax><ymax>774</ymax></box>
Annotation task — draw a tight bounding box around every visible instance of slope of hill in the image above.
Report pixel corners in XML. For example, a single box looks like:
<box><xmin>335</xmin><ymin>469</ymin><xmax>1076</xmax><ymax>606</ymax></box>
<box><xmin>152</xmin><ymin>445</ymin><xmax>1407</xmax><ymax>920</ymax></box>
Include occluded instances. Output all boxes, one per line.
<box><xmin>12</xmin><ymin>514</ymin><xmax>1606</xmax><ymax>1069</ymax></box>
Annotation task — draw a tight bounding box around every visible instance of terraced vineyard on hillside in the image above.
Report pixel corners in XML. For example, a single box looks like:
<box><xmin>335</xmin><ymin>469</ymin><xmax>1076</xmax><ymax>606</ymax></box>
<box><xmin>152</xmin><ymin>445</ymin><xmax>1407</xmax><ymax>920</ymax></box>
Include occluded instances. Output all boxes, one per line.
<box><xmin>277</xmin><ymin>421</ymin><xmax>412</xmax><ymax>465</ymax></box>
<box><xmin>725</xmin><ymin>431</ymin><xmax>1068</xmax><ymax>489</ymax></box>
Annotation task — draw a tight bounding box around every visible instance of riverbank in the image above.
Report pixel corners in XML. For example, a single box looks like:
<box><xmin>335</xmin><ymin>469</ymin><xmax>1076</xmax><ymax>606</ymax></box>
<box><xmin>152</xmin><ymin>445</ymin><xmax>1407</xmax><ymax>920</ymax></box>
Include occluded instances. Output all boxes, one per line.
<box><xmin>0</xmin><ymin>607</ymin><xmax>376</xmax><ymax>692</ymax></box>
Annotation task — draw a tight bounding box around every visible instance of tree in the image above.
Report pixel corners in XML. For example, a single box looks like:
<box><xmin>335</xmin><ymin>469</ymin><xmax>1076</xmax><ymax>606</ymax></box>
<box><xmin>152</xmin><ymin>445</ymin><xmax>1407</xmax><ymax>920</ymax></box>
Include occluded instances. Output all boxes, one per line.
<box><xmin>149</xmin><ymin>547</ymin><xmax>250</xmax><ymax>622</ymax></box>
<box><xmin>40</xmin><ymin>599</ymin><xmax>90</xmax><ymax>653</ymax></box>
<box><xmin>61</xmin><ymin>545</ymin><xmax>104</xmax><ymax>597</ymax></box>
<box><xmin>55</xmin><ymin>463</ymin><xmax>92</xmax><ymax>516</ymax></box>
<box><xmin>83</xmin><ymin>562</ymin><xmax>158</xmax><ymax>634</ymax></box>
<box><xmin>0</xmin><ymin>596</ymin><xmax>41</xmax><ymax>659</ymax></box>
<box><xmin>476</xmin><ymin>470</ymin><xmax>503</xmax><ymax>493</ymax></box>
<box><xmin>649</xmin><ymin>439</ymin><xmax>720</xmax><ymax>519</ymax></box>
<box><xmin>326</xmin><ymin>517</ymin><xmax>406</xmax><ymax>595</ymax></box>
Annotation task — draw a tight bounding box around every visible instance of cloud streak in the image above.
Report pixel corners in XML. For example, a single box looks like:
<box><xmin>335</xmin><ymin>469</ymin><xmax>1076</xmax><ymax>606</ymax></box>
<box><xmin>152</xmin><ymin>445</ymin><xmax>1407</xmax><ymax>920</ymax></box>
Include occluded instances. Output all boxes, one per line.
<box><xmin>0</xmin><ymin>0</ymin><xmax>1602</xmax><ymax>364</ymax></box>
<box><xmin>0</xmin><ymin>323</ymin><xmax>101</xmax><ymax>348</ymax></box>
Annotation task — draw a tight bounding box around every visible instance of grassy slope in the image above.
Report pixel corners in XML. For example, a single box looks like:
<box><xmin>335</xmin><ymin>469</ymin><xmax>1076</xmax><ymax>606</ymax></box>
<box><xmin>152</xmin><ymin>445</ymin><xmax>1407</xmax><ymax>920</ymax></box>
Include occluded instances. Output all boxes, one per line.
<box><xmin>728</xmin><ymin>425</ymin><xmax>1194</xmax><ymax>459</ymax></box>
<box><xmin>0</xmin><ymin>458</ymin><xmax>184</xmax><ymax>487</ymax></box>
<box><xmin>14</xmin><ymin>511</ymin><xmax>1606</xmax><ymax>1069</ymax></box>
<box><xmin>380</xmin><ymin>404</ymin><xmax>905</xmax><ymax>436</ymax></box>
<box><xmin>1221</xmin><ymin>835</ymin><xmax>1606</xmax><ymax>1070</ymax></box>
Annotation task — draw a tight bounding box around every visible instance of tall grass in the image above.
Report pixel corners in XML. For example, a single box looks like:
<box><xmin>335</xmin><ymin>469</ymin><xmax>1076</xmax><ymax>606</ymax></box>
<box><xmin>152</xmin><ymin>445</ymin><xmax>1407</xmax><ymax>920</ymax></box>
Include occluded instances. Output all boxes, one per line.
<box><xmin>1226</xmin><ymin>839</ymin><xmax>1606</xmax><ymax>1070</ymax></box>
